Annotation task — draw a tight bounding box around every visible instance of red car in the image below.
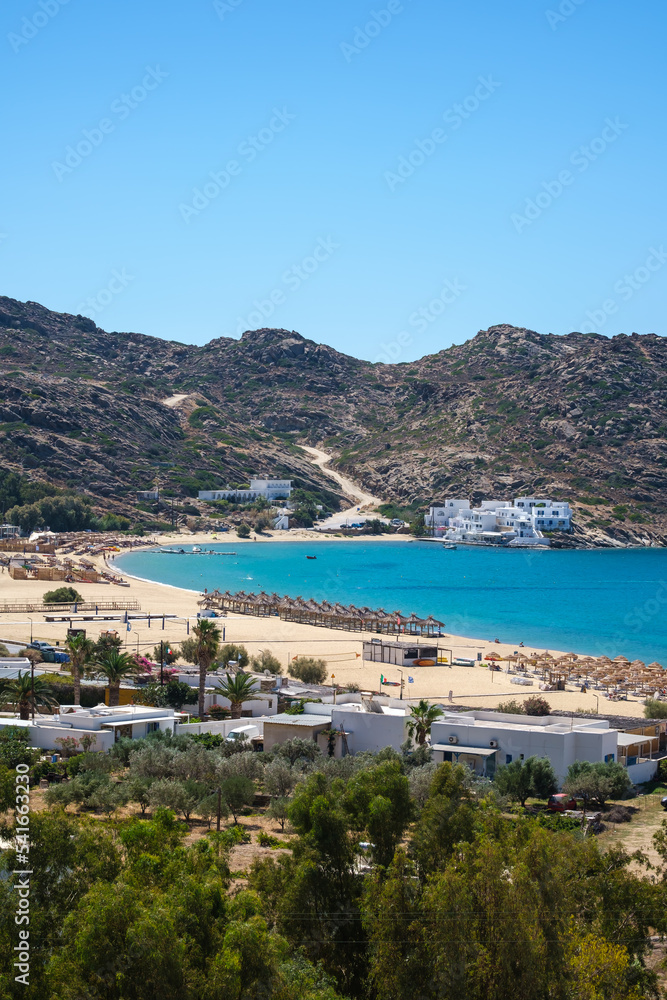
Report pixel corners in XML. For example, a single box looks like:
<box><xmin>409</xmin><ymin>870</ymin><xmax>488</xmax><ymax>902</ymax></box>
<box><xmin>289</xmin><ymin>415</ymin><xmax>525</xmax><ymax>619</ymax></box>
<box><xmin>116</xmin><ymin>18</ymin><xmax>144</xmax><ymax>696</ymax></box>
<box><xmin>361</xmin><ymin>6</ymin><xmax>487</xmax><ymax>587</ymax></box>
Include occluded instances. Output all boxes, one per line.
<box><xmin>547</xmin><ymin>794</ymin><xmax>577</xmax><ymax>812</ymax></box>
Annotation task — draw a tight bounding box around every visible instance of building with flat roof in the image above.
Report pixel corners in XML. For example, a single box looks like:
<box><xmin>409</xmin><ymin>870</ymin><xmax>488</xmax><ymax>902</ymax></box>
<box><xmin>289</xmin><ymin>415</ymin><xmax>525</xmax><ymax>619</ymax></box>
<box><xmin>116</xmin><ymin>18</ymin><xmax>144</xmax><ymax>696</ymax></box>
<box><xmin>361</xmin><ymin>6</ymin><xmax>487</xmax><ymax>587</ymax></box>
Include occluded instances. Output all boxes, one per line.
<box><xmin>199</xmin><ymin>478</ymin><xmax>292</xmax><ymax>502</ymax></box>
<box><xmin>425</xmin><ymin>496</ymin><xmax>572</xmax><ymax>546</ymax></box>
<box><xmin>429</xmin><ymin>709</ymin><xmax>656</xmax><ymax>785</ymax></box>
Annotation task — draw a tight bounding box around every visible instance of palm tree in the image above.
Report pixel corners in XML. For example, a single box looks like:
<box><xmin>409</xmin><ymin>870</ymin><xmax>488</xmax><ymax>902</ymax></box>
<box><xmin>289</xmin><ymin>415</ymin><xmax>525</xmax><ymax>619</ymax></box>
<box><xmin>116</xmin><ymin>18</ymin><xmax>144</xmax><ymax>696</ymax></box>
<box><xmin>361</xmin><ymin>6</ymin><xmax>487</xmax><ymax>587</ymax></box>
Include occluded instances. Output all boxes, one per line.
<box><xmin>0</xmin><ymin>672</ymin><xmax>58</xmax><ymax>721</ymax></box>
<box><xmin>406</xmin><ymin>699</ymin><xmax>443</xmax><ymax>746</ymax></box>
<box><xmin>65</xmin><ymin>633</ymin><xmax>95</xmax><ymax>706</ymax></box>
<box><xmin>192</xmin><ymin>619</ymin><xmax>222</xmax><ymax>718</ymax></box>
<box><xmin>216</xmin><ymin>672</ymin><xmax>261</xmax><ymax>720</ymax></box>
<box><xmin>95</xmin><ymin>649</ymin><xmax>138</xmax><ymax>707</ymax></box>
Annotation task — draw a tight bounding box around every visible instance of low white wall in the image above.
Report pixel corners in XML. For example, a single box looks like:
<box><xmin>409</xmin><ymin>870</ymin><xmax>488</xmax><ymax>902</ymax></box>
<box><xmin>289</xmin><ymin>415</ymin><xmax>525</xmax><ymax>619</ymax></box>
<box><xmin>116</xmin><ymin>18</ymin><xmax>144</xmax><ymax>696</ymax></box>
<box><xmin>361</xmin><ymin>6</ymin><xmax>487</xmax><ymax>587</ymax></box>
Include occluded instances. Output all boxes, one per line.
<box><xmin>626</xmin><ymin>760</ymin><xmax>658</xmax><ymax>784</ymax></box>
<box><xmin>30</xmin><ymin>725</ymin><xmax>114</xmax><ymax>753</ymax></box>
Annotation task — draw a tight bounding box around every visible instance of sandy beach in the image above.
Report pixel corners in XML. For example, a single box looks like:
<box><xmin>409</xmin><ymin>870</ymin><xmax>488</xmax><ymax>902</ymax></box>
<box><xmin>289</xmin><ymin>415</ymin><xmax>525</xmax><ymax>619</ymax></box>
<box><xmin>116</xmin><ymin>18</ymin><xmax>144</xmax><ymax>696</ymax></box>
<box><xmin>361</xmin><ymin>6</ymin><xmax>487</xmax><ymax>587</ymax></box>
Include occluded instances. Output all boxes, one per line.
<box><xmin>0</xmin><ymin>533</ymin><xmax>648</xmax><ymax>719</ymax></box>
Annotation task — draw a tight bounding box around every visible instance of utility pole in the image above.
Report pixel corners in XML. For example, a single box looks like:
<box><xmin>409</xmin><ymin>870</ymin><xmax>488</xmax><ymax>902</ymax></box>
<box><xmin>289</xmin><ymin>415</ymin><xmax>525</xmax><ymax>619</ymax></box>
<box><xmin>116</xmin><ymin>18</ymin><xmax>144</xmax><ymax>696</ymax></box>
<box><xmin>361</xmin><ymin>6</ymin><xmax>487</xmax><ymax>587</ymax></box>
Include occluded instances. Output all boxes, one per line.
<box><xmin>397</xmin><ymin>668</ymin><xmax>404</xmax><ymax>700</ymax></box>
<box><xmin>31</xmin><ymin>658</ymin><xmax>35</xmax><ymax>722</ymax></box>
<box><xmin>160</xmin><ymin>640</ymin><xmax>165</xmax><ymax>687</ymax></box>
<box><xmin>217</xmin><ymin>787</ymin><xmax>222</xmax><ymax>832</ymax></box>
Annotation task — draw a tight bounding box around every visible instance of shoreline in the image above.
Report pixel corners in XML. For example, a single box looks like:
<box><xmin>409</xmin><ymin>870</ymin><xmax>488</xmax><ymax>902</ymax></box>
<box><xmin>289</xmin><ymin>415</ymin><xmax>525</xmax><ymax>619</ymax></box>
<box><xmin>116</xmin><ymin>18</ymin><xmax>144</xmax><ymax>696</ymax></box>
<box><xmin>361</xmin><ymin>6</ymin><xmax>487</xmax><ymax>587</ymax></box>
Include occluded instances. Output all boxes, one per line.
<box><xmin>0</xmin><ymin>542</ymin><xmax>655</xmax><ymax>720</ymax></box>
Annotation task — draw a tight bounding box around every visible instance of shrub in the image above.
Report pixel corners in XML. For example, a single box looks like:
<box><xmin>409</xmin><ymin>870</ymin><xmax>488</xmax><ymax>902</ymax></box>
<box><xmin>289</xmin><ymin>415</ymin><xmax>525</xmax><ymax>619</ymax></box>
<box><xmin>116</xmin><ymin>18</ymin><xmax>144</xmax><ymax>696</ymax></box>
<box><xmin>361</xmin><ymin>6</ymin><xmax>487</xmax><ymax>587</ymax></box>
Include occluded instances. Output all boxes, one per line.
<box><xmin>524</xmin><ymin>695</ymin><xmax>551</xmax><ymax>716</ymax></box>
<box><xmin>43</xmin><ymin>586</ymin><xmax>83</xmax><ymax>604</ymax></box>
<box><xmin>257</xmin><ymin>831</ymin><xmax>282</xmax><ymax>848</ymax></box>
<box><xmin>497</xmin><ymin>699</ymin><xmax>525</xmax><ymax>715</ymax></box>
<box><xmin>237</xmin><ymin>523</ymin><xmax>251</xmax><ymax>538</ymax></box>
<box><xmin>0</xmin><ymin>643</ymin><xmax>9</xmax><ymax>657</ymax></box>
<box><xmin>209</xmin><ymin>705</ymin><xmax>230</xmax><ymax>720</ymax></box>
<box><xmin>644</xmin><ymin>698</ymin><xmax>667</xmax><ymax>719</ymax></box>
<box><xmin>251</xmin><ymin>650</ymin><xmax>282</xmax><ymax>675</ymax></box>
<box><xmin>289</xmin><ymin>656</ymin><xmax>327</xmax><ymax>685</ymax></box>
<box><xmin>254</xmin><ymin>514</ymin><xmax>272</xmax><ymax>533</ymax></box>
<box><xmin>605</xmin><ymin>804</ymin><xmax>635</xmax><ymax>823</ymax></box>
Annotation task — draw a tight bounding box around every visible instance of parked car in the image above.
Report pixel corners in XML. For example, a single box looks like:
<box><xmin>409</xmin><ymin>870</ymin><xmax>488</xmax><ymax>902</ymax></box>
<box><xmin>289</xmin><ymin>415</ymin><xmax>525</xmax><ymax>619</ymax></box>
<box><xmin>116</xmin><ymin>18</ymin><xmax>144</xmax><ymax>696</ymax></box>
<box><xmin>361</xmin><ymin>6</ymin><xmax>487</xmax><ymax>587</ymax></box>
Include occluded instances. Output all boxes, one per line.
<box><xmin>28</xmin><ymin>641</ymin><xmax>53</xmax><ymax>652</ymax></box>
<box><xmin>225</xmin><ymin>724</ymin><xmax>260</xmax><ymax>743</ymax></box>
<box><xmin>547</xmin><ymin>794</ymin><xmax>578</xmax><ymax>812</ymax></box>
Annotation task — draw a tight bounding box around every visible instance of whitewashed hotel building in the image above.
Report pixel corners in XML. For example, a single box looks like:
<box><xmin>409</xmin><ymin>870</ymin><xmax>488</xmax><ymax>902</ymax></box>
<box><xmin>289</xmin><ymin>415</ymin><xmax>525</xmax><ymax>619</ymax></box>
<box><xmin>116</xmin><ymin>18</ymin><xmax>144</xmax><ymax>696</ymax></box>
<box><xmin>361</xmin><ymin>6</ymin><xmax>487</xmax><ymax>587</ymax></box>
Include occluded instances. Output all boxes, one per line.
<box><xmin>425</xmin><ymin>497</ymin><xmax>572</xmax><ymax>546</ymax></box>
<box><xmin>199</xmin><ymin>478</ymin><xmax>293</xmax><ymax>502</ymax></box>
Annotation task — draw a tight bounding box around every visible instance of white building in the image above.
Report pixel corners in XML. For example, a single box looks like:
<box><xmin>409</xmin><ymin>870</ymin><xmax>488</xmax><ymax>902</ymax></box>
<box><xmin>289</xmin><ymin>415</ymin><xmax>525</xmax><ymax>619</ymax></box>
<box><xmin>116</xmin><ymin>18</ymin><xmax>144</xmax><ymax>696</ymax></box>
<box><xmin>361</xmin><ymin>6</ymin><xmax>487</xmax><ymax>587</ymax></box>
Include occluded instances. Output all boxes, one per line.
<box><xmin>198</xmin><ymin>478</ymin><xmax>292</xmax><ymax>503</ymax></box>
<box><xmin>425</xmin><ymin>495</ymin><xmax>572</xmax><ymax>546</ymax></box>
<box><xmin>429</xmin><ymin>709</ymin><xmax>649</xmax><ymax>786</ymax></box>
<box><xmin>0</xmin><ymin>705</ymin><xmax>182</xmax><ymax>753</ymax></box>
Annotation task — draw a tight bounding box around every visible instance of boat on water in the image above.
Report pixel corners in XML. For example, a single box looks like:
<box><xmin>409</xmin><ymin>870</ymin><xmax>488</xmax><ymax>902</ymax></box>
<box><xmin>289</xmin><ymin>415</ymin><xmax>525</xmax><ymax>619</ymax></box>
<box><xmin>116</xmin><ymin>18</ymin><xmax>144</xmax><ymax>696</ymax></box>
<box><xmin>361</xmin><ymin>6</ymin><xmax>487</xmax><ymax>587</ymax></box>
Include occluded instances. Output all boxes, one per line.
<box><xmin>157</xmin><ymin>548</ymin><xmax>238</xmax><ymax>556</ymax></box>
<box><xmin>442</xmin><ymin>542</ymin><xmax>457</xmax><ymax>550</ymax></box>
<box><xmin>306</xmin><ymin>555</ymin><xmax>317</xmax><ymax>560</ymax></box>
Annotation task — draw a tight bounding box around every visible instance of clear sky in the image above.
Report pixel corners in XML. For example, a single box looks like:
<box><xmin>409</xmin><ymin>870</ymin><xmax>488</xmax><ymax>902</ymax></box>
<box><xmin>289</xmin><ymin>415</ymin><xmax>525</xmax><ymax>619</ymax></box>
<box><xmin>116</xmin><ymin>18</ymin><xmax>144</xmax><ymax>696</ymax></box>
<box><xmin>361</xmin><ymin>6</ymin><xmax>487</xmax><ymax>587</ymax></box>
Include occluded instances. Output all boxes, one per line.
<box><xmin>1</xmin><ymin>0</ymin><xmax>665</xmax><ymax>362</ymax></box>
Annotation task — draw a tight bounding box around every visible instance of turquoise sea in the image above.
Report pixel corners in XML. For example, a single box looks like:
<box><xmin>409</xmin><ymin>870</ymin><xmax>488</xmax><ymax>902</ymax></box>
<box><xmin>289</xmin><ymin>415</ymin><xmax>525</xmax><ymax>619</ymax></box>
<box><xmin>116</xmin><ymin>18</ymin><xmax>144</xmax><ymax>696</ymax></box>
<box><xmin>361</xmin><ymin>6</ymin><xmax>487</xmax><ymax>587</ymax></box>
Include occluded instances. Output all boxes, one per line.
<box><xmin>116</xmin><ymin>541</ymin><xmax>667</xmax><ymax>663</ymax></box>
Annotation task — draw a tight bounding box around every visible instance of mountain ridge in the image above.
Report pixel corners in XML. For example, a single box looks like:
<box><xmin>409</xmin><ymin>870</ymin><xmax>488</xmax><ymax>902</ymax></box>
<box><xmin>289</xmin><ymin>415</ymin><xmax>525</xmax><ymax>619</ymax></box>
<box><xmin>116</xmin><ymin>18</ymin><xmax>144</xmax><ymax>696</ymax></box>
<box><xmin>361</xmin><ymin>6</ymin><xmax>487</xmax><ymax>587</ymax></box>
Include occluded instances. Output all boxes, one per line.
<box><xmin>1</xmin><ymin>295</ymin><xmax>666</xmax><ymax>545</ymax></box>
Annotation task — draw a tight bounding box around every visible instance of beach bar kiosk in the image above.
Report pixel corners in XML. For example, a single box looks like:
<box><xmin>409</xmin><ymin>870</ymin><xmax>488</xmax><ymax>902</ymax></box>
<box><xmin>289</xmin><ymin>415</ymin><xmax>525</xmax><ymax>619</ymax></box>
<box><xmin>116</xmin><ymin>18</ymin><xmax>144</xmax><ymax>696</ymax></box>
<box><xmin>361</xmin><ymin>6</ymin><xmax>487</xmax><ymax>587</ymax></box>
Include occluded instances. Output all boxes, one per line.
<box><xmin>362</xmin><ymin>640</ymin><xmax>446</xmax><ymax>667</ymax></box>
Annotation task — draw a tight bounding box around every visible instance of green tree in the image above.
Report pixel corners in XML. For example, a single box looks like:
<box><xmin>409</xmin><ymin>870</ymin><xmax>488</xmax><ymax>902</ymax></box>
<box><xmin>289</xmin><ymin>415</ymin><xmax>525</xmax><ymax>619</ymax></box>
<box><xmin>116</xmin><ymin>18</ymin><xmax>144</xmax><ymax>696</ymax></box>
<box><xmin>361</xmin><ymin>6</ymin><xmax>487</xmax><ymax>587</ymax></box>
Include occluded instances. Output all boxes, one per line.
<box><xmin>406</xmin><ymin>699</ymin><xmax>443</xmax><ymax>745</ymax></box>
<box><xmin>237</xmin><ymin>523</ymin><xmax>251</xmax><ymax>538</ymax></box>
<box><xmin>495</xmin><ymin>756</ymin><xmax>557</xmax><ymax>807</ymax></box>
<box><xmin>268</xmin><ymin>796</ymin><xmax>291</xmax><ymax>833</ymax></box>
<box><xmin>94</xmin><ymin>649</ymin><xmax>138</xmax><ymax>706</ymax></box>
<box><xmin>343</xmin><ymin>760</ymin><xmax>413</xmax><ymax>867</ymax></box>
<box><xmin>644</xmin><ymin>697</ymin><xmax>667</xmax><ymax>719</ymax></box>
<box><xmin>218</xmin><ymin>642</ymin><xmax>249</xmax><ymax>668</ymax></box>
<box><xmin>152</xmin><ymin>643</ymin><xmax>178</xmax><ymax>665</ymax></box>
<box><xmin>43</xmin><ymin>585</ymin><xmax>84</xmax><ymax>604</ymax></box>
<box><xmin>134</xmin><ymin>680</ymin><xmax>194</xmax><ymax>710</ymax></box>
<box><xmin>289</xmin><ymin>656</ymin><xmax>328</xmax><ymax>685</ymax></box>
<box><xmin>251</xmin><ymin>649</ymin><xmax>282</xmax><ymax>674</ymax></box>
<box><xmin>0</xmin><ymin>671</ymin><xmax>58</xmax><ymax>720</ymax></box>
<box><xmin>410</xmin><ymin>762</ymin><xmax>477</xmax><ymax>875</ymax></box>
<box><xmin>221</xmin><ymin>774</ymin><xmax>255</xmax><ymax>823</ymax></box>
<box><xmin>563</xmin><ymin>760</ymin><xmax>631</xmax><ymax>810</ymax></box>
<box><xmin>275</xmin><ymin>737</ymin><xmax>322</xmax><ymax>766</ymax></box>
<box><xmin>65</xmin><ymin>632</ymin><xmax>95</xmax><ymax>705</ymax></box>
<box><xmin>216</xmin><ymin>672</ymin><xmax>261</xmax><ymax>719</ymax></box>
<box><xmin>192</xmin><ymin>618</ymin><xmax>222</xmax><ymax>718</ymax></box>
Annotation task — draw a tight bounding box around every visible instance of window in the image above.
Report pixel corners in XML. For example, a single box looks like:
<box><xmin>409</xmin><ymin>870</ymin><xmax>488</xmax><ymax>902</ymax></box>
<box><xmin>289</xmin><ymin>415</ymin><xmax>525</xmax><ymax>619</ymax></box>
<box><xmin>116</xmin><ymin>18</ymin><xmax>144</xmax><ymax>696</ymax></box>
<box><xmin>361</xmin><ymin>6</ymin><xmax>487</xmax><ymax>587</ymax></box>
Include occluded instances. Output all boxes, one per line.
<box><xmin>505</xmin><ymin>754</ymin><xmax>512</xmax><ymax>764</ymax></box>
<box><xmin>146</xmin><ymin>722</ymin><xmax>160</xmax><ymax>734</ymax></box>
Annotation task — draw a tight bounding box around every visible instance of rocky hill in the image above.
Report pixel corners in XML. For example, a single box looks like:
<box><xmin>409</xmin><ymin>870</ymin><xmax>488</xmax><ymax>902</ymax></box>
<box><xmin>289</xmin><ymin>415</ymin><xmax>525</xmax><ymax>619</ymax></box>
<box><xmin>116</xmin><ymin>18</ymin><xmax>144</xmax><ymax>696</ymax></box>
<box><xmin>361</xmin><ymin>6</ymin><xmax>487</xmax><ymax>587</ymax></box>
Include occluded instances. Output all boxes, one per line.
<box><xmin>1</xmin><ymin>296</ymin><xmax>666</xmax><ymax>545</ymax></box>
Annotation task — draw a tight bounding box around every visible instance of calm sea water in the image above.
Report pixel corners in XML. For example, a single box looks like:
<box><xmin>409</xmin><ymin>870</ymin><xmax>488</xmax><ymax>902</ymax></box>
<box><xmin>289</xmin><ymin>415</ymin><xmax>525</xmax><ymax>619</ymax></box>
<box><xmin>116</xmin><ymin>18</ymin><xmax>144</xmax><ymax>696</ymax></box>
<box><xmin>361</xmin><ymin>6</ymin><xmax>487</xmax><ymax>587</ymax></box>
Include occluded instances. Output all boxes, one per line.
<box><xmin>116</xmin><ymin>541</ymin><xmax>667</xmax><ymax>663</ymax></box>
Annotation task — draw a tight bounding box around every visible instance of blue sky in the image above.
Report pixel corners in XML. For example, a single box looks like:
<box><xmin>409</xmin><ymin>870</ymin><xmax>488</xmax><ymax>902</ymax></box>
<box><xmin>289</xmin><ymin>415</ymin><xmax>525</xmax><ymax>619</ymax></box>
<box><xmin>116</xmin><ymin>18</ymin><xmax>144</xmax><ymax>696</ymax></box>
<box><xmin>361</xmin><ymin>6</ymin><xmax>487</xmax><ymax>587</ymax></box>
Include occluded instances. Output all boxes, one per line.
<box><xmin>1</xmin><ymin>0</ymin><xmax>665</xmax><ymax>362</ymax></box>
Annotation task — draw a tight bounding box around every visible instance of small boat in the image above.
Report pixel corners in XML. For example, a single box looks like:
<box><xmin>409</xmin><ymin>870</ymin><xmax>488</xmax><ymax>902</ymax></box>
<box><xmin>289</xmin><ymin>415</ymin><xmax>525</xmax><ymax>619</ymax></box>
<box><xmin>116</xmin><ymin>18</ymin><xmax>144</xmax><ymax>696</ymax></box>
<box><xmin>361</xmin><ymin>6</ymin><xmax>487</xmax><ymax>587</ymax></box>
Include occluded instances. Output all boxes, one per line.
<box><xmin>306</xmin><ymin>555</ymin><xmax>317</xmax><ymax>560</ymax></box>
<box><xmin>442</xmin><ymin>542</ymin><xmax>457</xmax><ymax>550</ymax></box>
<box><xmin>192</xmin><ymin>546</ymin><xmax>202</xmax><ymax>553</ymax></box>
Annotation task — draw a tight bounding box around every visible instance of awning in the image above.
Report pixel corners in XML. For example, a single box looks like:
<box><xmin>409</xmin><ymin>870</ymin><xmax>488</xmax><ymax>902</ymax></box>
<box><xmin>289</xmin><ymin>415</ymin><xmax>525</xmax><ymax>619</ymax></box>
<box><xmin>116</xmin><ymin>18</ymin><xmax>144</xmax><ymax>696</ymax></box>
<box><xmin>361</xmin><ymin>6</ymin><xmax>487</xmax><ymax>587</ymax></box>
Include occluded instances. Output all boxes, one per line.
<box><xmin>431</xmin><ymin>744</ymin><xmax>498</xmax><ymax>756</ymax></box>
<box><xmin>616</xmin><ymin>732</ymin><xmax>657</xmax><ymax>748</ymax></box>
<box><xmin>100</xmin><ymin>716</ymin><xmax>177</xmax><ymax>728</ymax></box>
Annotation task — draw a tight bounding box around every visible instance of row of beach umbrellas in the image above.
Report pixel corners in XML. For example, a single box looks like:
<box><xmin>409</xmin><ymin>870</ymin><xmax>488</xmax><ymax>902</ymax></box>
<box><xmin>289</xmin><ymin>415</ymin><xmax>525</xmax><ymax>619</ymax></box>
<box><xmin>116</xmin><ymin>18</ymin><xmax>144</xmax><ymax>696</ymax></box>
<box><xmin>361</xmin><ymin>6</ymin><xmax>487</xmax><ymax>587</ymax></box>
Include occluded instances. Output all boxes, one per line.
<box><xmin>199</xmin><ymin>589</ymin><xmax>445</xmax><ymax>635</ymax></box>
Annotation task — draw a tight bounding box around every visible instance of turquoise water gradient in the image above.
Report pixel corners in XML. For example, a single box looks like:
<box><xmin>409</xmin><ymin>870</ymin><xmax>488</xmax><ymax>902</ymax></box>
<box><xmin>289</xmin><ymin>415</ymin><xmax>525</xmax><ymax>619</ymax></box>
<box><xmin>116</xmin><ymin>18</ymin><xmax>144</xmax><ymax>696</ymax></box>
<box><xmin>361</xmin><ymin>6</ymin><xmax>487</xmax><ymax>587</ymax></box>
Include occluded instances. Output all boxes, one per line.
<box><xmin>116</xmin><ymin>542</ymin><xmax>667</xmax><ymax>663</ymax></box>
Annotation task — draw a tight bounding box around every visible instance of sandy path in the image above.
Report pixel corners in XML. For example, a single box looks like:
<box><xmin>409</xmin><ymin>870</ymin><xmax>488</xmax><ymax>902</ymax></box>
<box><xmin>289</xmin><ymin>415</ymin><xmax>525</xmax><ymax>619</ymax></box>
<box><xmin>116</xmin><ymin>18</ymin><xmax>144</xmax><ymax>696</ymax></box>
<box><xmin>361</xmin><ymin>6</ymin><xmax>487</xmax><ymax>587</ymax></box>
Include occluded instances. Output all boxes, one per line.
<box><xmin>163</xmin><ymin>393</ymin><xmax>190</xmax><ymax>408</ymax></box>
<box><xmin>301</xmin><ymin>446</ymin><xmax>384</xmax><ymax>529</ymax></box>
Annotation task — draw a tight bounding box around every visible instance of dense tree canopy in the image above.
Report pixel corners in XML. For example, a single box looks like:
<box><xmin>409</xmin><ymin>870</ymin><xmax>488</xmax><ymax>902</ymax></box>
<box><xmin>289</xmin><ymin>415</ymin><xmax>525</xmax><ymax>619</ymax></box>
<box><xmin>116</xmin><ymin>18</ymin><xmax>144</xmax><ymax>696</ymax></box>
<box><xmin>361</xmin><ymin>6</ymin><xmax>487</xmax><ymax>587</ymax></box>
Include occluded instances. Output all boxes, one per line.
<box><xmin>0</xmin><ymin>730</ymin><xmax>664</xmax><ymax>1000</ymax></box>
